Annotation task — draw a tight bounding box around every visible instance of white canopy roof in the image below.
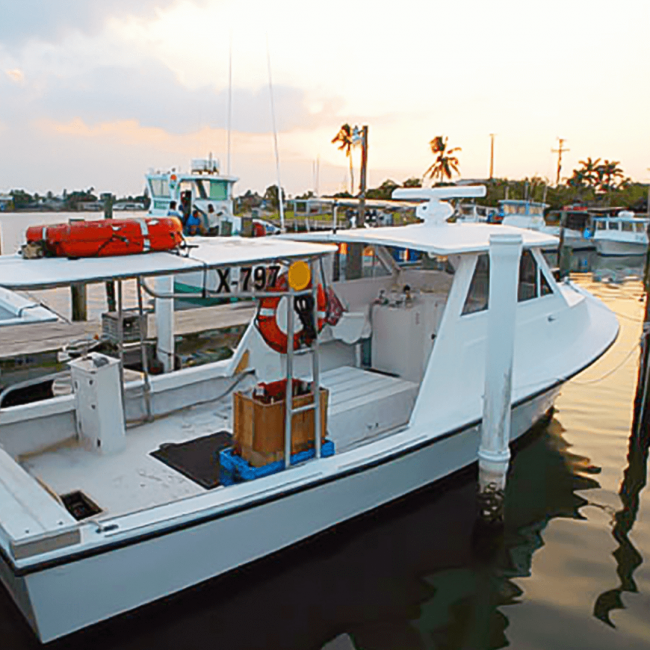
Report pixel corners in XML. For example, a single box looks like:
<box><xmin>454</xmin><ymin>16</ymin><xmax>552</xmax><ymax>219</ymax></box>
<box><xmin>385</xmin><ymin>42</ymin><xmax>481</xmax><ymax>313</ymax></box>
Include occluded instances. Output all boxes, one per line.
<box><xmin>0</xmin><ymin>237</ymin><xmax>336</xmax><ymax>290</ymax></box>
<box><xmin>289</xmin><ymin>222</ymin><xmax>558</xmax><ymax>255</ymax></box>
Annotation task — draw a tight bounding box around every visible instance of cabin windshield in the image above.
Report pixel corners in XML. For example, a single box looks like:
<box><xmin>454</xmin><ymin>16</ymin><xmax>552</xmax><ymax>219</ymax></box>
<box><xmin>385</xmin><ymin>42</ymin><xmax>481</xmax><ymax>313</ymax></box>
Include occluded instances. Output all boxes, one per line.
<box><xmin>194</xmin><ymin>179</ymin><xmax>229</xmax><ymax>201</ymax></box>
<box><xmin>463</xmin><ymin>248</ymin><xmax>553</xmax><ymax>314</ymax></box>
<box><xmin>333</xmin><ymin>244</ymin><xmax>393</xmax><ymax>281</ymax></box>
<box><xmin>149</xmin><ymin>178</ymin><xmax>170</xmax><ymax>198</ymax></box>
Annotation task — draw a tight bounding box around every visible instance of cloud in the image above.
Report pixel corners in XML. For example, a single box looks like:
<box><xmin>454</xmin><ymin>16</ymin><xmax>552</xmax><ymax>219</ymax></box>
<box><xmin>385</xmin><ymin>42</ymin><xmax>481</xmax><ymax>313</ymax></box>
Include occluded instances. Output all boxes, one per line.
<box><xmin>4</xmin><ymin>68</ymin><xmax>24</xmax><ymax>84</ymax></box>
<box><xmin>0</xmin><ymin>1</ymin><xmax>190</xmax><ymax>48</ymax></box>
<box><xmin>0</xmin><ymin>55</ymin><xmax>334</xmax><ymax>135</ymax></box>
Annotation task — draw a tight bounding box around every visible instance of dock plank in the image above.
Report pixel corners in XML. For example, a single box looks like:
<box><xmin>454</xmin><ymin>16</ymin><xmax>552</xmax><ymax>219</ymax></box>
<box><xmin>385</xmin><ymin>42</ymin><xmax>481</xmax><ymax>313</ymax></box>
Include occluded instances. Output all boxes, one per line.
<box><xmin>0</xmin><ymin>303</ymin><xmax>255</xmax><ymax>359</ymax></box>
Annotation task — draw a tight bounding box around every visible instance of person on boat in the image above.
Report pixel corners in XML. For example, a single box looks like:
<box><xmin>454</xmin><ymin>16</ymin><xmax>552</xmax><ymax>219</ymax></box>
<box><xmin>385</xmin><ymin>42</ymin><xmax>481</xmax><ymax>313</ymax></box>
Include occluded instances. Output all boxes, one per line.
<box><xmin>205</xmin><ymin>203</ymin><xmax>220</xmax><ymax>235</ymax></box>
<box><xmin>180</xmin><ymin>192</ymin><xmax>191</xmax><ymax>224</ymax></box>
<box><xmin>184</xmin><ymin>208</ymin><xmax>205</xmax><ymax>236</ymax></box>
<box><xmin>167</xmin><ymin>201</ymin><xmax>183</xmax><ymax>222</ymax></box>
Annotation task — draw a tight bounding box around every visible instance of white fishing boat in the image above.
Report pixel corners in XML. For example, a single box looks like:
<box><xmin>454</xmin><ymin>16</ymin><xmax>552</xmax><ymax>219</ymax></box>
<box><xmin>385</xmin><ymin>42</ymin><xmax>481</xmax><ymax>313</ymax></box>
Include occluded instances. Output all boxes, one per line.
<box><xmin>499</xmin><ymin>199</ymin><xmax>595</xmax><ymax>251</ymax></box>
<box><xmin>593</xmin><ymin>211</ymin><xmax>650</xmax><ymax>256</ymax></box>
<box><xmin>146</xmin><ymin>158</ymin><xmax>278</xmax><ymax>298</ymax></box>
<box><xmin>0</xmin><ymin>187</ymin><xmax>618</xmax><ymax>642</ymax></box>
<box><xmin>146</xmin><ymin>157</ymin><xmax>239</xmax><ymax>235</ymax></box>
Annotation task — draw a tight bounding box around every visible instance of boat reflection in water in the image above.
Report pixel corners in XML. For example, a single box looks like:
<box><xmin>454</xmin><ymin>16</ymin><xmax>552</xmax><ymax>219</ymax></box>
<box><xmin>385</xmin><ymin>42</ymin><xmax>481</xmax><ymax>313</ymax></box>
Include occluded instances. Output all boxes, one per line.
<box><xmin>593</xmin><ymin>304</ymin><xmax>650</xmax><ymax>629</ymax></box>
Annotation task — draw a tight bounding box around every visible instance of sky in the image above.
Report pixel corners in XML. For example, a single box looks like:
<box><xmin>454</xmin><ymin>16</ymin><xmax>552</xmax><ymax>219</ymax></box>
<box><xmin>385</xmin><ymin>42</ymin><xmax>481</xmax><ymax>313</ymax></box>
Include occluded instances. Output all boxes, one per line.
<box><xmin>0</xmin><ymin>0</ymin><xmax>649</xmax><ymax>198</ymax></box>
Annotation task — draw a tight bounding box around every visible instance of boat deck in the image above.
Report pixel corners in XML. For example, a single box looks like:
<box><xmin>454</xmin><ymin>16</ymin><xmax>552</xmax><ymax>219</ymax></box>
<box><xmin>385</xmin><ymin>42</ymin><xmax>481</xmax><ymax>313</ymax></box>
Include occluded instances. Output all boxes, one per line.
<box><xmin>21</xmin><ymin>366</ymin><xmax>418</xmax><ymax>520</ymax></box>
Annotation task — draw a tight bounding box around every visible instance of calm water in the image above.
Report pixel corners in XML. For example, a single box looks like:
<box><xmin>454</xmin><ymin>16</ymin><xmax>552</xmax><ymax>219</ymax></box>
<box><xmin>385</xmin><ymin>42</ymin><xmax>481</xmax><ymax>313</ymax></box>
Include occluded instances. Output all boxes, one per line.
<box><xmin>0</xmin><ymin>220</ymin><xmax>649</xmax><ymax>648</ymax></box>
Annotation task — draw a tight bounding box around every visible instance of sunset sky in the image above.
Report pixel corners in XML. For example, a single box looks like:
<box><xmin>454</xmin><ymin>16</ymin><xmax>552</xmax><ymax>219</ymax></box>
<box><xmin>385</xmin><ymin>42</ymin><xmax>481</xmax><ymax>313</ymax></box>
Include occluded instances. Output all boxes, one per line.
<box><xmin>1</xmin><ymin>0</ymin><xmax>649</xmax><ymax>197</ymax></box>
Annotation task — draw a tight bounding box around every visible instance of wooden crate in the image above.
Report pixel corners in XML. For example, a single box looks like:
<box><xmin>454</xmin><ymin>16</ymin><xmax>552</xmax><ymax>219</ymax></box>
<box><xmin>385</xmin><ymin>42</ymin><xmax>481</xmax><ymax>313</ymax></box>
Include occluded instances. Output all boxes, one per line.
<box><xmin>233</xmin><ymin>388</ymin><xmax>328</xmax><ymax>467</ymax></box>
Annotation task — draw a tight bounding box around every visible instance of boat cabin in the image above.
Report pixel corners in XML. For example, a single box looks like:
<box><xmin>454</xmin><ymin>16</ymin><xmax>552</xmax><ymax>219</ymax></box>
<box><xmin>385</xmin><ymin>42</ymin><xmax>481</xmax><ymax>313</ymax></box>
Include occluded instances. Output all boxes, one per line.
<box><xmin>146</xmin><ymin>158</ymin><xmax>240</xmax><ymax>235</ymax></box>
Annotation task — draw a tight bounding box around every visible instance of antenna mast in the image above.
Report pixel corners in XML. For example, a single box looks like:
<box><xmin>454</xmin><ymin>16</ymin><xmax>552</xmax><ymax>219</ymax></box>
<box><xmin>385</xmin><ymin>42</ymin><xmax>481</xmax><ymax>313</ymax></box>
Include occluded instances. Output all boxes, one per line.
<box><xmin>266</xmin><ymin>39</ymin><xmax>285</xmax><ymax>233</ymax></box>
<box><xmin>227</xmin><ymin>34</ymin><xmax>232</xmax><ymax>176</ymax></box>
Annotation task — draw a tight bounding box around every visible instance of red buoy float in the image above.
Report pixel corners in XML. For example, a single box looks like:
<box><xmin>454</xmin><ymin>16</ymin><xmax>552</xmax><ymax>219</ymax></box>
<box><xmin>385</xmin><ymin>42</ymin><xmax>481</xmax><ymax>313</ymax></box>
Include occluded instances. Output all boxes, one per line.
<box><xmin>24</xmin><ymin>217</ymin><xmax>183</xmax><ymax>258</ymax></box>
<box><xmin>256</xmin><ymin>274</ymin><xmax>327</xmax><ymax>353</ymax></box>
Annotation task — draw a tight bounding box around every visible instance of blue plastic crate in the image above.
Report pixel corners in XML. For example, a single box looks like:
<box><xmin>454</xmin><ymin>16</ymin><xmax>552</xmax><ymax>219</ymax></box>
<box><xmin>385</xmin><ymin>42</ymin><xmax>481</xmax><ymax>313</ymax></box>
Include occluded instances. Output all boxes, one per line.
<box><xmin>219</xmin><ymin>439</ymin><xmax>335</xmax><ymax>485</ymax></box>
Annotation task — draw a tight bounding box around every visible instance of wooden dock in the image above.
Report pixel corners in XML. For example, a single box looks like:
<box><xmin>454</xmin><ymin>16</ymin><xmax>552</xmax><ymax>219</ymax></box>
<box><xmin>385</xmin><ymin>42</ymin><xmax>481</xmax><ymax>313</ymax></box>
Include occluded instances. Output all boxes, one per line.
<box><xmin>0</xmin><ymin>303</ymin><xmax>255</xmax><ymax>360</ymax></box>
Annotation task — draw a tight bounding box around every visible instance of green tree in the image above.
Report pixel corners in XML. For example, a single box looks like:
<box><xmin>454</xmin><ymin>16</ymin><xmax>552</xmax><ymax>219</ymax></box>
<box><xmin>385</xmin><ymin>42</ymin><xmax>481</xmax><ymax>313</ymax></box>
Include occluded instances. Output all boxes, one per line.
<box><xmin>263</xmin><ymin>185</ymin><xmax>285</xmax><ymax>211</ymax></box>
<box><xmin>9</xmin><ymin>189</ymin><xmax>33</xmax><ymax>210</ymax></box>
<box><xmin>577</xmin><ymin>157</ymin><xmax>601</xmax><ymax>187</ymax></box>
<box><xmin>332</xmin><ymin>123</ymin><xmax>356</xmax><ymax>194</ymax></box>
<box><xmin>367</xmin><ymin>179</ymin><xmax>399</xmax><ymax>200</ymax></box>
<box><xmin>402</xmin><ymin>177</ymin><xmax>422</xmax><ymax>188</ymax></box>
<box><xmin>595</xmin><ymin>160</ymin><xmax>625</xmax><ymax>194</ymax></box>
<box><xmin>424</xmin><ymin>136</ymin><xmax>461</xmax><ymax>184</ymax></box>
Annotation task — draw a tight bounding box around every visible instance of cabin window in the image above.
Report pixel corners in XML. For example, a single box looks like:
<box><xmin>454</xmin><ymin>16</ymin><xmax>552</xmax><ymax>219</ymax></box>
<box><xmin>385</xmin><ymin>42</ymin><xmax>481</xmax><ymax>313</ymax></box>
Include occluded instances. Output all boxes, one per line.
<box><xmin>363</xmin><ymin>246</ymin><xmax>391</xmax><ymax>278</ymax></box>
<box><xmin>596</xmin><ymin>221</ymin><xmax>605</xmax><ymax>231</ymax></box>
<box><xmin>518</xmin><ymin>250</ymin><xmax>537</xmax><ymax>301</ymax></box>
<box><xmin>622</xmin><ymin>222</ymin><xmax>634</xmax><ymax>232</ymax></box>
<box><xmin>608</xmin><ymin>222</ymin><xmax>619</xmax><ymax>230</ymax></box>
<box><xmin>462</xmin><ymin>254</ymin><xmax>489</xmax><ymax>315</ymax></box>
<box><xmin>635</xmin><ymin>223</ymin><xmax>646</xmax><ymax>233</ymax></box>
<box><xmin>209</xmin><ymin>180</ymin><xmax>229</xmax><ymax>201</ymax></box>
<box><xmin>540</xmin><ymin>268</ymin><xmax>553</xmax><ymax>296</ymax></box>
<box><xmin>149</xmin><ymin>178</ymin><xmax>170</xmax><ymax>198</ymax></box>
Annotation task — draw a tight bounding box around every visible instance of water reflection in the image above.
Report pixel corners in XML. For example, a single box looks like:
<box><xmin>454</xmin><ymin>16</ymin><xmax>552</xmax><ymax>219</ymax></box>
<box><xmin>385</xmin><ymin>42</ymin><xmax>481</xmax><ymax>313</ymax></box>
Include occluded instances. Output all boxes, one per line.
<box><xmin>593</xmin><ymin>314</ymin><xmax>650</xmax><ymax>627</ymax></box>
<box><xmin>410</xmin><ymin>418</ymin><xmax>600</xmax><ymax>650</ymax></box>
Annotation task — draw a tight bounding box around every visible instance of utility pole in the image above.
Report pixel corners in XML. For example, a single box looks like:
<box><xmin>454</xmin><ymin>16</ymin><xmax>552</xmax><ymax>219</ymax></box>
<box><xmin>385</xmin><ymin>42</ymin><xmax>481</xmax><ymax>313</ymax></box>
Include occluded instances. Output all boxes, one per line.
<box><xmin>552</xmin><ymin>138</ymin><xmax>569</xmax><ymax>186</ymax></box>
<box><xmin>489</xmin><ymin>133</ymin><xmax>496</xmax><ymax>179</ymax></box>
<box><xmin>358</xmin><ymin>125</ymin><xmax>369</xmax><ymax>226</ymax></box>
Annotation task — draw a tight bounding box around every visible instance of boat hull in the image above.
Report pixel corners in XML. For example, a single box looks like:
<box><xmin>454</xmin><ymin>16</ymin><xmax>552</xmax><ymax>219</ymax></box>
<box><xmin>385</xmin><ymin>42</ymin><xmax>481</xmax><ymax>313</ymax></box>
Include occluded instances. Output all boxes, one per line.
<box><xmin>0</xmin><ymin>386</ymin><xmax>558</xmax><ymax>642</ymax></box>
<box><xmin>596</xmin><ymin>238</ymin><xmax>648</xmax><ymax>257</ymax></box>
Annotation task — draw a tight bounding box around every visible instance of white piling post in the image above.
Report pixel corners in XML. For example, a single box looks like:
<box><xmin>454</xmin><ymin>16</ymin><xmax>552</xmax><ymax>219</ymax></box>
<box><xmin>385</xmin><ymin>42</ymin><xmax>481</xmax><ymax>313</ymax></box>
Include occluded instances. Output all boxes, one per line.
<box><xmin>478</xmin><ymin>233</ymin><xmax>523</xmax><ymax>522</ymax></box>
<box><xmin>155</xmin><ymin>275</ymin><xmax>174</xmax><ymax>373</ymax></box>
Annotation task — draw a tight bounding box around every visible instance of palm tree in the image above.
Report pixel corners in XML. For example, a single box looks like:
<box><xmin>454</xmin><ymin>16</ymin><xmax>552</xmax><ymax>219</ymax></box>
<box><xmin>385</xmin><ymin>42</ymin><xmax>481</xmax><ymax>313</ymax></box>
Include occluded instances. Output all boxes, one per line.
<box><xmin>577</xmin><ymin>157</ymin><xmax>601</xmax><ymax>188</ymax></box>
<box><xmin>596</xmin><ymin>160</ymin><xmax>625</xmax><ymax>194</ymax></box>
<box><xmin>332</xmin><ymin>124</ymin><xmax>356</xmax><ymax>194</ymax></box>
<box><xmin>424</xmin><ymin>136</ymin><xmax>461</xmax><ymax>184</ymax></box>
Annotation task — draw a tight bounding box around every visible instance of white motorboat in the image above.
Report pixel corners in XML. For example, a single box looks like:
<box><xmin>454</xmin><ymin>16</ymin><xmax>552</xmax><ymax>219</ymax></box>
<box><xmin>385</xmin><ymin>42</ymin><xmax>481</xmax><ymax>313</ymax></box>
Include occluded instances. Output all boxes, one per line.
<box><xmin>499</xmin><ymin>199</ymin><xmax>595</xmax><ymax>251</ymax></box>
<box><xmin>0</xmin><ymin>187</ymin><xmax>618</xmax><ymax>642</ymax></box>
<box><xmin>0</xmin><ymin>287</ymin><xmax>57</xmax><ymax>327</ymax></box>
<box><xmin>593</xmin><ymin>211</ymin><xmax>650</xmax><ymax>256</ymax></box>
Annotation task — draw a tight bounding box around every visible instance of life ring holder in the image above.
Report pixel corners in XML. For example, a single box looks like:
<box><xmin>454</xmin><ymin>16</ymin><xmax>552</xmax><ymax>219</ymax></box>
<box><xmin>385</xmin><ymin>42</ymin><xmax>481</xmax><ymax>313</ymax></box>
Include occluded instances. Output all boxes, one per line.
<box><xmin>256</xmin><ymin>273</ymin><xmax>327</xmax><ymax>354</ymax></box>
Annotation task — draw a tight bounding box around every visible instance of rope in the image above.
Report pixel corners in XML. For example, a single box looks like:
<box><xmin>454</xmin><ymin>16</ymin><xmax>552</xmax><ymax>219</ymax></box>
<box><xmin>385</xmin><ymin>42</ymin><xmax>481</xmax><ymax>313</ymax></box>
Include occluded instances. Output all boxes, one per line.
<box><xmin>570</xmin><ymin>342</ymin><xmax>640</xmax><ymax>385</ymax></box>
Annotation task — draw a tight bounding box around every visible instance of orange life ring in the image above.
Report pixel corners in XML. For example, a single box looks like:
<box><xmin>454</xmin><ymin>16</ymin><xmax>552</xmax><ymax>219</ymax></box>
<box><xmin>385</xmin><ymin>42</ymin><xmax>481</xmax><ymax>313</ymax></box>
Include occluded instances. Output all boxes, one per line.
<box><xmin>256</xmin><ymin>274</ymin><xmax>327</xmax><ymax>353</ymax></box>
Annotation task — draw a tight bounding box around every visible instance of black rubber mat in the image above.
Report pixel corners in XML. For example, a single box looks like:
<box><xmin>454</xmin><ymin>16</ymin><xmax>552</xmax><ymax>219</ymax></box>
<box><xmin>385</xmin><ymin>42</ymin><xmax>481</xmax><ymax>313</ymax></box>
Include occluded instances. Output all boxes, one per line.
<box><xmin>150</xmin><ymin>431</ymin><xmax>233</xmax><ymax>489</ymax></box>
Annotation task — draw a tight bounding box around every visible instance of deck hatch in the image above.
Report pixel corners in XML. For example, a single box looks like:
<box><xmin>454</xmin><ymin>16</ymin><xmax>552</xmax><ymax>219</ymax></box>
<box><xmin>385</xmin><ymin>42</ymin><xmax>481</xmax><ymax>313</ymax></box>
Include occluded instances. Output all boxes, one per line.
<box><xmin>60</xmin><ymin>490</ymin><xmax>102</xmax><ymax>521</ymax></box>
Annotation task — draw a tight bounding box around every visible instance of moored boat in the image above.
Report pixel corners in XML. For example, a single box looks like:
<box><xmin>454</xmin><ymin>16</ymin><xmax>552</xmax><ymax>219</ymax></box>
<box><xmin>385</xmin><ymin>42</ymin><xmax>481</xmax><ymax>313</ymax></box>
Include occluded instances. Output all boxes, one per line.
<box><xmin>0</xmin><ymin>186</ymin><xmax>618</xmax><ymax>642</ymax></box>
<box><xmin>593</xmin><ymin>211</ymin><xmax>650</xmax><ymax>256</ymax></box>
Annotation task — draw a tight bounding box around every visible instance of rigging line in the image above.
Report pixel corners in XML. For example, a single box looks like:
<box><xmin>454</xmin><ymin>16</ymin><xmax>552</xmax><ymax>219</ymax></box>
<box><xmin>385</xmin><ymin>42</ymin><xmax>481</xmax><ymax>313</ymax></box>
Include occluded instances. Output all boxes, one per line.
<box><xmin>570</xmin><ymin>342</ymin><xmax>640</xmax><ymax>385</ymax></box>
<box><xmin>610</xmin><ymin>309</ymin><xmax>643</xmax><ymax>324</ymax></box>
<box><xmin>266</xmin><ymin>36</ymin><xmax>285</xmax><ymax>234</ymax></box>
<box><xmin>227</xmin><ymin>32</ymin><xmax>232</xmax><ymax>176</ymax></box>
<box><xmin>513</xmin><ymin>340</ymin><xmax>642</xmax><ymax>393</ymax></box>
<box><xmin>19</xmin><ymin>289</ymin><xmax>71</xmax><ymax>324</ymax></box>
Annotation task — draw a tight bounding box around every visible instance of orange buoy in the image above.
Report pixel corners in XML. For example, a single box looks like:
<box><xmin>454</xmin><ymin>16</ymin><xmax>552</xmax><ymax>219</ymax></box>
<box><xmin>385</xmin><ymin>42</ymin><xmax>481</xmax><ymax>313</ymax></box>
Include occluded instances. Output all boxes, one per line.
<box><xmin>24</xmin><ymin>217</ymin><xmax>183</xmax><ymax>258</ymax></box>
<box><xmin>256</xmin><ymin>274</ymin><xmax>327</xmax><ymax>353</ymax></box>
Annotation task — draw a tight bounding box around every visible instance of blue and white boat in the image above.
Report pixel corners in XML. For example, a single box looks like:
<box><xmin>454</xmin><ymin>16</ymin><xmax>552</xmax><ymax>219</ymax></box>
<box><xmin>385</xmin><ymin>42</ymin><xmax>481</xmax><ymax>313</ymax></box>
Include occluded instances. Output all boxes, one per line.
<box><xmin>593</xmin><ymin>211</ymin><xmax>649</xmax><ymax>256</ymax></box>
